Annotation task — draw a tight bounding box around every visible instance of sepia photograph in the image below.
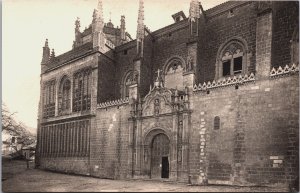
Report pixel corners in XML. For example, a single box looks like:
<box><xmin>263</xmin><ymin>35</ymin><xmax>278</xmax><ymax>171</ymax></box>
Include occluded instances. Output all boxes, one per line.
<box><xmin>2</xmin><ymin>0</ymin><xmax>299</xmax><ymax>192</ymax></box>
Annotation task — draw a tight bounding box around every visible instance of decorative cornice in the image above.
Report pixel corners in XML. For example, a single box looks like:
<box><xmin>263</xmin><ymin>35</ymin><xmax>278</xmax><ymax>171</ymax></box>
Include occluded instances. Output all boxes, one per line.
<box><xmin>270</xmin><ymin>63</ymin><xmax>299</xmax><ymax>78</ymax></box>
<box><xmin>193</xmin><ymin>73</ymin><xmax>255</xmax><ymax>92</ymax></box>
<box><xmin>97</xmin><ymin>97</ymin><xmax>129</xmax><ymax>109</ymax></box>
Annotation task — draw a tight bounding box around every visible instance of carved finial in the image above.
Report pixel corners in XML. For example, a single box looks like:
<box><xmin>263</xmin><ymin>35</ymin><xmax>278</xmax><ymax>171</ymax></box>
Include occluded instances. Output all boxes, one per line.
<box><xmin>121</xmin><ymin>15</ymin><xmax>126</xmax><ymax>40</ymax></box>
<box><xmin>97</xmin><ymin>0</ymin><xmax>104</xmax><ymax>21</ymax></box>
<box><xmin>93</xmin><ymin>9</ymin><xmax>98</xmax><ymax>22</ymax></box>
<box><xmin>75</xmin><ymin>17</ymin><xmax>81</xmax><ymax>31</ymax></box>
<box><xmin>154</xmin><ymin>69</ymin><xmax>164</xmax><ymax>88</ymax></box>
<box><xmin>185</xmin><ymin>86</ymin><xmax>189</xmax><ymax>95</ymax></box>
<box><xmin>136</xmin><ymin>0</ymin><xmax>145</xmax><ymax>40</ymax></box>
<box><xmin>42</xmin><ymin>39</ymin><xmax>50</xmax><ymax>64</ymax></box>
<box><xmin>44</xmin><ymin>39</ymin><xmax>49</xmax><ymax>47</ymax></box>
<box><xmin>189</xmin><ymin>0</ymin><xmax>200</xmax><ymax>20</ymax></box>
<box><xmin>51</xmin><ymin>49</ymin><xmax>55</xmax><ymax>58</ymax></box>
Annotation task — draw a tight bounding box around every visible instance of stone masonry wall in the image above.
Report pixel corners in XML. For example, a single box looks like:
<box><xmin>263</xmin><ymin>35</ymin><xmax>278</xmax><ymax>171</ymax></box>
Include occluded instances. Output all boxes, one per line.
<box><xmin>39</xmin><ymin>157</ymin><xmax>89</xmax><ymax>175</ymax></box>
<box><xmin>90</xmin><ymin>104</ymin><xmax>131</xmax><ymax>179</ymax></box>
<box><xmin>97</xmin><ymin>52</ymin><xmax>117</xmax><ymax>103</ymax></box>
<box><xmin>272</xmin><ymin>1</ymin><xmax>299</xmax><ymax>68</ymax></box>
<box><xmin>190</xmin><ymin>74</ymin><xmax>299</xmax><ymax>186</ymax></box>
<box><xmin>198</xmin><ymin>2</ymin><xmax>257</xmax><ymax>84</ymax></box>
<box><xmin>152</xmin><ymin>26</ymin><xmax>189</xmax><ymax>81</ymax></box>
<box><xmin>115</xmin><ymin>41</ymin><xmax>137</xmax><ymax>98</ymax></box>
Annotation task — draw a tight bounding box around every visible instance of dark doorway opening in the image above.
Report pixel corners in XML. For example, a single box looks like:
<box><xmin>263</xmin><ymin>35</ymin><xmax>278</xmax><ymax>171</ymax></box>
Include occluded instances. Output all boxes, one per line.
<box><xmin>161</xmin><ymin>156</ymin><xmax>169</xmax><ymax>178</ymax></box>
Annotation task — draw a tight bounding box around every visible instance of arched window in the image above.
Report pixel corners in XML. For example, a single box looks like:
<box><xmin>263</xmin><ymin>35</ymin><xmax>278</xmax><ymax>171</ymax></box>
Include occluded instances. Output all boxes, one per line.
<box><xmin>121</xmin><ymin>71</ymin><xmax>133</xmax><ymax>98</ymax></box>
<box><xmin>58</xmin><ymin>76</ymin><xmax>71</xmax><ymax>115</ymax></box>
<box><xmin>73</xmin><ymin>67</ymin><xmax>91</xmax><ymax>112</ymax></box>
<box><xmin>43</xmin><ymin>79</ymin><xmax>56</xmax><ymax>118</ymax></box>
<box><xmin>291</xmin><ymin>27</ymin><xmax>299</xmax><ymax>65</ymax></box>
<box><xmin>216</xmin><ymin>39</ymin><xmax>248</xmax><ymax>79</ymax></box>
<box><xmin>214</xmin><ymin>116</ymin><xmax>220</xmax><ymax>130</ymax></box>
<box><xmin>163</xmin><ymin>57</ymin><xmax>184</xmax><ymax>89</ymax></box>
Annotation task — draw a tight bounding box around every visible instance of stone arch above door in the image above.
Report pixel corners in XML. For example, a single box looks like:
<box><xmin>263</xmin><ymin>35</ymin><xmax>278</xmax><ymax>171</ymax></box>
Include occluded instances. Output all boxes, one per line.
<box><xmin>143</xmin><ymin>128</ymin><xmax>171</xmax><ymax>179</ymax></box>
<box><xmin>143</xmin><ymin>128</ymin><xmax>171</xmax><ymax>146</ymax></box>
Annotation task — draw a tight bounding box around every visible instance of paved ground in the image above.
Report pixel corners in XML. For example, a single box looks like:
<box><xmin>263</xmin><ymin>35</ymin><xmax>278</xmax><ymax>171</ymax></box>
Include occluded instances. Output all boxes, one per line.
<box><xmin>2</xmin><ymin>159</ymin><xmax>290</xmax><ymax>192</ymax></box>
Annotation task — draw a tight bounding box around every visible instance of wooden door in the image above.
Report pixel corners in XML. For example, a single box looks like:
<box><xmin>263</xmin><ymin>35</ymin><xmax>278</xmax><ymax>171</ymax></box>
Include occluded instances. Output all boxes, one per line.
<box><xmin>150</xmin><ymin>134</ymin><xmax>170</xmax><ymax>179</ymax></box>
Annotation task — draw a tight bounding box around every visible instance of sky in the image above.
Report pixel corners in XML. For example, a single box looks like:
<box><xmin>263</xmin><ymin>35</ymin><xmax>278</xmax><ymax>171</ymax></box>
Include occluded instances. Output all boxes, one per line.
<box><xmin>2</xmin><ymin>0</ymin><xmax>226</xmax><ymax>133</ymax></box>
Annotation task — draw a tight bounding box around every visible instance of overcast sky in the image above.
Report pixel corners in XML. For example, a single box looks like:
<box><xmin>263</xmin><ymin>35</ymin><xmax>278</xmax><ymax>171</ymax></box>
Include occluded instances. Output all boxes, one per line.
<box><xmin>3</xmin><ymin>0</ymin><xmax>226</xmax><ymax>132</ymax></box>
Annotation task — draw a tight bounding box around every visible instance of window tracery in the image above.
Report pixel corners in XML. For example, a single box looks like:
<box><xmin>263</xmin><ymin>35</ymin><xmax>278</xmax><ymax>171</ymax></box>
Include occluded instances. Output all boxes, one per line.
<box><xmin>73</xmin><ymin>67</ymin><xmax>91</xmax><ymax>112</ymax></box>
<box><xmin>58</xmin><ymin>76</ymin><xmax>71</xmax><ymax>115</ymax></box>
<box><xmin>216</xmin><ymin>39</ymin><xmax>247</xmax><ymax>79</ymax></box>
<box><xmin>43</xmin><ymin>80</ymin><xmax>56</xmax><ymax>118</ymax></box>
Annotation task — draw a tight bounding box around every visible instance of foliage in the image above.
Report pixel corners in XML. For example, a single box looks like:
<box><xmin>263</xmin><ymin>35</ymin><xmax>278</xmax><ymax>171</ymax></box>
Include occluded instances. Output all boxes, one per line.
<box><xmin>2</xmin><ymin>103</ymin><xmax>36</xmax><ymax>155</ymax></box>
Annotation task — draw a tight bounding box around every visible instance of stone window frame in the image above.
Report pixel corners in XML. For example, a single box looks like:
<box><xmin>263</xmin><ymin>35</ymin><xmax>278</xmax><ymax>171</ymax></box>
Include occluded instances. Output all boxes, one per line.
<box><xmin>162</xmin><ymin>56</ymin><xmax>186</xmax><ymax>75</ymax></box>
<box><xmin>215</xmin><ymin>37</ymin><xmax>249</xmax><ymax>80</ymax></box>
<box><xmin>72</xmin><ymin>67</ymin><xmax>92</xmax><ymax>112</ymax></box>
<box><xmin>121</xmin><ymin>70</ymin><xmax>133</xmax><ymax>98</ymax></box>
<box><xmin>42</xmin><ymin>79</ymin><xmax>56</xmax><ymax>119</ymax></box>
<box><xmin>58</xmin><ymin>75</ymin><xmax>71</xmax><ymax>115</ymax></box>
<box><xmin>213</xmin><ymin>116</ymin><xmax>221</xmax><ymax>130</ymax></box>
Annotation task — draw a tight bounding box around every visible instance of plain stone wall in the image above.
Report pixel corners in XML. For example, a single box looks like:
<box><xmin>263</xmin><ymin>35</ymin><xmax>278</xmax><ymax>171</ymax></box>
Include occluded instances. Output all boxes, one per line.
<box><xmin>190</xmin><ymin>74</ymin><xmax>299</xmax><ymax>186</ymax></box>
<box><xmin>89</xmin><ymin>104</ymin><xmax>131</xmax><ymax>179</ymax></box>
<box><xmin>272</xmin><ymin>1</ymin><xmax>299</xmax><ymax>68</ymax></box>
<box><xmin>39</xmin><ymin>157</ymin><xmax>90</xmax><ymax>175</ymax></box>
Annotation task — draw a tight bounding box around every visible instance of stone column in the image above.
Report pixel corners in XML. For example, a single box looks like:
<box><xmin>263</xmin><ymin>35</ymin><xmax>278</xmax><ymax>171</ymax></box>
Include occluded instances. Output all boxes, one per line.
<box><xmin>170</xmin><ymin>112</ymin><xmax>179</xmax><ymax>180</ymax></box>
<box><xmin>135</xmin><ymin>115</ymin><xmax>143</xmax><ymax>176</ymax></box>
<box><xmin>126</xmin><ymin>118</ymin><xmax>134</xmax><ymax>178</ymax></box>
<box><xmin>182</xmin><ymin>112</ymin><xmax>190</xmax><ymax>181</ymax></box>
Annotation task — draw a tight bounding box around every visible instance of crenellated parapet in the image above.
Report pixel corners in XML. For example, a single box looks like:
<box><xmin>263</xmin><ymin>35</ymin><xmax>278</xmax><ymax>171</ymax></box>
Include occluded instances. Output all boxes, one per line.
<box><xmin>193</xmin><ymin>73</ymin><xmax>255</xmax><ymax>92</ymax></box>
<box><xmin>97</xmin><ymin>97</ymin><xmax>129</xmax><ymax>109</ymax></box>
<box><xmin>270</xmin><ymin>63</ymin><xmax>299</xmax><ymax>78</ymax></box>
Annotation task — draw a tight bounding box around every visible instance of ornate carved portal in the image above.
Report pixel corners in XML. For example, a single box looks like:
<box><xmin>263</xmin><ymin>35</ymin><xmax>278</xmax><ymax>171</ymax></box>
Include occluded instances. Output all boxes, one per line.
<box><xmin>150</xmin><ymin>133</ymin><xmax>170</xmax><ymax>179</ymax></box>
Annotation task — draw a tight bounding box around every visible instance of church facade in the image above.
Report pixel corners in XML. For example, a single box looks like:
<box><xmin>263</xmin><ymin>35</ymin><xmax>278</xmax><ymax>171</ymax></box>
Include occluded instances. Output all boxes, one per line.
<box><xmin>36</xmin><ymin>0</ymin><xmax>299</xmax><ymax>187</ymax></box>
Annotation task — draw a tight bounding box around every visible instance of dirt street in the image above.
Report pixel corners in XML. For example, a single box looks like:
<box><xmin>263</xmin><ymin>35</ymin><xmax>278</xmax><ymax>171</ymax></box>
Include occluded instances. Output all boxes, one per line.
<box><xmin>2</xmin><ymin>169</ymin><xmax>290</xmax><ymax>192</ymax></box>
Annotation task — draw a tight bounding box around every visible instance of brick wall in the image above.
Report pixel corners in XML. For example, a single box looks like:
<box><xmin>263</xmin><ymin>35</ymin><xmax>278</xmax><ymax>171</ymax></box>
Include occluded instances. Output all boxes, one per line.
<box><xmin>115</xmin><ymin>41</ymin><xmax>137</xmax><ymax>98</ymax></box>
<box><xmin>272</xmin><ymin>1</ymin><xmax>299</xmax><ymax>68</ymax></box>
<box><xmin>198</xmin><ymin>2</ymin><xmax>257</xmax><ymax>83</ymax></box>
<box><xmin>97</xmin><ymin>52</ymin><xmax>117</xmax><ymax>103</ymax></box>
<box><xmin>152</xmin><ymin>26</ymin><xmax>189</xmax><ymax>82</ymax></box>
<box><xmin>190</xmin><ymin>74</ymin><xmax>299</xmax><ymax>186</ymax></box>
<box><xmin>140</xmin><ymin>34</ymin><xmax>154</xmax><ymax>97</ymax></box>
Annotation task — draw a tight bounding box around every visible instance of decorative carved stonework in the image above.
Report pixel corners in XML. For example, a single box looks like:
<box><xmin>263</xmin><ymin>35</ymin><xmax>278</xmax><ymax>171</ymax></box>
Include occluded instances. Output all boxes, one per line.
<box><xmin>178</xmin><ymin>120</ymin><xmax>183</xmax><ymax>162</ymax></box>
<box><xmin>154</xmin><ymin>98</ymin><xmax>160</xmax><ymax>116</ymax></box>
<box><xmin>185</xmin><ymin>56</ymin><xmax>194</xmax><ymax>72</ymax></box>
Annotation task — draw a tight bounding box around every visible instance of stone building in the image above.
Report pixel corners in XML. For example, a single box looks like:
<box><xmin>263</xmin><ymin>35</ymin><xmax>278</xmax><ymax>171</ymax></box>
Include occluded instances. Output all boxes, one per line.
<box><xmin>36</xmin><ymin>0</ymin><xmax>299</xmax><ymax>188</ymax></box>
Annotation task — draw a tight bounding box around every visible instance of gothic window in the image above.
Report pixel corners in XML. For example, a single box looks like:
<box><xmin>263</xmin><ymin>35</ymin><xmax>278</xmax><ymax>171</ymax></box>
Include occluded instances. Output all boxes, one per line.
<box><xmin>122</xmin><ymin>71</ymin><xmax>133</xmax><ymax>98</ymax></box>
<box><xmin>291</xmin><ymin>28</ymin><xmax>299</xmax><ymax>65</ymax></box>
<box><xmin>164</xmin><ymin>57</ymin><xmax>184</xmax><ymax>89</ymax></box>
<box><xmin>216</xmin><ymin>40</ymin><xmax>247</xmax><ymax>79</ymax></box>
<box><xmin>73</xmin><ymin>67</ymin><xmax>91</xmax><ymax>112</ymax></box>
<box><xmin>43</xmin><ymin>80</ymin><xmax>56</xmax><ymax>118</ymax></box>
<box><xmin>58</xmin><ymin>76</ymin><xmax>71</xmax><ymax>115</ymax></box>
<box><xmin>214</xmin><ymin>116</ymin><xmax>220</xmax><ymax>130</ymax></box>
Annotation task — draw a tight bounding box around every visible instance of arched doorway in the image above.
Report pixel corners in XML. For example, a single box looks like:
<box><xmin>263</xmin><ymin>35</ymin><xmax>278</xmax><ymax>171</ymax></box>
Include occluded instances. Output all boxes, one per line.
<box><xmin>150</xmin><ymin>133</ymin><xmax>170</xmax><ymax>179</ymax></box>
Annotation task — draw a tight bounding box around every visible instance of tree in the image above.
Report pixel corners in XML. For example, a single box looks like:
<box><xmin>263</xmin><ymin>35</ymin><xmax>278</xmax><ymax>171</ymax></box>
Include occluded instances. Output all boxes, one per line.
<box><xmin>2</xmin><ymin>103</ymin><xmax>36</xmax><ymax>156</ymax></box>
